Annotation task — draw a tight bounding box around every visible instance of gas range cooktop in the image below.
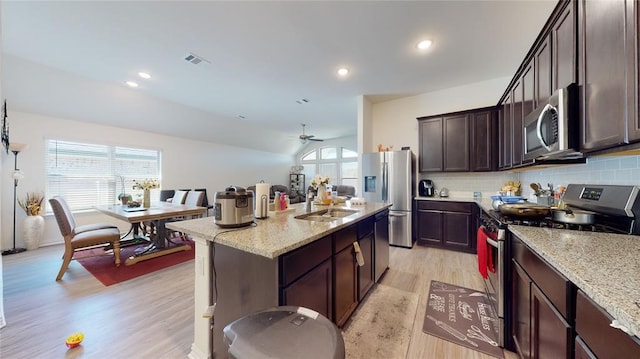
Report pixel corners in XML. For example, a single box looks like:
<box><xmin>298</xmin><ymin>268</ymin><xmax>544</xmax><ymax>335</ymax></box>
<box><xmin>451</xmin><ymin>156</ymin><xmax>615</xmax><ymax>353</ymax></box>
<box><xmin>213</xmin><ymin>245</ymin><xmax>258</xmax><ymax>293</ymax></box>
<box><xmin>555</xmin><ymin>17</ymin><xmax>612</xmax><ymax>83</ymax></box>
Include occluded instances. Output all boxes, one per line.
<box><xmin>484</xmin><ymin>184</ymin><xmax>640</xmax><ymax>236</ymax></box>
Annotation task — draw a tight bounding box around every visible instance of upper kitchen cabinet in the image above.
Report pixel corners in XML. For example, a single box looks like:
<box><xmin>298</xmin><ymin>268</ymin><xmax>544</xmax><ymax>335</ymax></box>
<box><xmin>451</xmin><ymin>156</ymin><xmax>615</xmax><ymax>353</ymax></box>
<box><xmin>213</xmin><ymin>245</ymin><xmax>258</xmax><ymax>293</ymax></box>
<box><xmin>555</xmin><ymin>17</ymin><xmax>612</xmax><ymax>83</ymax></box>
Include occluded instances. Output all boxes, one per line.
<box><xmin>443</xmin><ymin>113</ymin><xmax>470</xmax><ymax>172</ymax></box>
<box><xmin>418</xmin><ymin>107</ymin><xmax>497</xmax><ymax>173</ymax></box>
<box><xmin>578</xmin><ymin>0</ymin><xmax>640</xmax><ymax>152</ymax></box>
<box><xmin>418</xmin><ymin>117</ymin><xmax>443</xmax><ymax>172</ymax></box>
<box><xmin>552</xmin><ymin>1</ymin><xmax>576</xmax><ymax>91</ymax></box>
<box><xmin>470</xmin><ymin>108</ymin><xmax>498</xmax><ymax>172</ymax></box>
<box><xmin>499</xmin><ymin>94</ymin><xmax>512</xmax><ymax>170</ymax></box>
<box><xmin>512</xmin><ymin>76</ymin><xmax>525</xmax><ymax>167</ymax></box>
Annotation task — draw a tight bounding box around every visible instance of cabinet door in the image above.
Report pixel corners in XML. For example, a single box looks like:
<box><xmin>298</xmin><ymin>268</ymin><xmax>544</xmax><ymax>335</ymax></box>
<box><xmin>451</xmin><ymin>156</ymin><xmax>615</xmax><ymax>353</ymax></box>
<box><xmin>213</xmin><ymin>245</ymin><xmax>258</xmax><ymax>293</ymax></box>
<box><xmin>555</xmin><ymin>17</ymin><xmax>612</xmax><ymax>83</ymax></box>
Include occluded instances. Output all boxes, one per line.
<box><xmin>442</xmin><ymin>211</ymin><xmax>472</xmax><ymax>250</ymax></box>
<box><xmin>579</xmin><ymin>0</ymin><xmax>633</xmax><ymax>151</ymax></box>
<box><xmin>499</xmin><ymin>94</ymin><xmax>512</xmax><ymax>169</ymax></box>
<box><xmin>417</xmin><ymin>210</ymin><xmax>443</xmax><ymax>245</ymax></box>
<box><xmin>443</xmin><ymin>113</ymin><xmax>469</xmax><ymax>171</ymax></box>
<box><xmin>334</xmin><ymin>245</ymin><xmax>358</xmax><ymax>327</ymax></box>
<box><xmin>357</xmin><ymin>233</ymin><xmax>374</xmax><ymax>300</ymax></box>
<box><xmin>470</xmin><ymin>109</ymin><xmax>497</xmax><ymax>172</ymax></box>
<box><xmin>281</xmin><ymin>259</ymin><xmax>332</xmax><ymax>320</ymax></box>
<box><xmin>418</xmin><ymin>117</ymin><xmax>443</xmax><ymax>172</ymax></box>
<box><xmin>531</xmin><ymin>283</ymin><xmax>572</xmax><ymax>359</ymax></box>
<box><xmin>512</xmin><ymin>72</ymin><xmax>525</xmax><ymax>167</ymax></box>
<box><xmin>575</xmin><ymin>337</ymin><xmax>597</xmax><ymax>359</ymax></box>
<box><xmin>512</xmin><ymin>262</ymin><xmax>532</xmax><ymax>359</ymax></box>
<box><xmin>535</xmin><ymin>33</ymin><xmax>553</xmax><ymax>106</ymax></box>
<box><xmin>553</xmin><ymin>1</ymin><xmax>576</xmax><ymax>91</ymax></box>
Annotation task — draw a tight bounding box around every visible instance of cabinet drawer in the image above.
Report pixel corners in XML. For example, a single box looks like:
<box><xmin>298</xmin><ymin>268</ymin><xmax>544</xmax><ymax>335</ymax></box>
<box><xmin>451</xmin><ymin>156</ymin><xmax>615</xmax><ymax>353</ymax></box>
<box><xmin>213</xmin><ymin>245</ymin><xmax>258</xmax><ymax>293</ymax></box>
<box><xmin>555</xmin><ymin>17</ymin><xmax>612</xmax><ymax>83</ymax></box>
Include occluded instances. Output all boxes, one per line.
<box><xmin>417</xmin><ymin>200</ymin><xmax>472</xmax><ymax>213</ymax></box>
<box><xmin>512</xmin><ymin>236</ymin><xmax>573</xmax><ymax>320</ymax></box>
<box><xmin>279</xmin><ymin>235</ymin><xmax>331</xmax><ymax>286</ymax></box>
<box><xmin>334</xmin><ymin>225</ymin><xmax>357</xmax><ymax>253</ymax></box>
<box><xmin>576</xmin><ymin>290</ymin><xmax>640</xmax><ymax>358</ymax></box>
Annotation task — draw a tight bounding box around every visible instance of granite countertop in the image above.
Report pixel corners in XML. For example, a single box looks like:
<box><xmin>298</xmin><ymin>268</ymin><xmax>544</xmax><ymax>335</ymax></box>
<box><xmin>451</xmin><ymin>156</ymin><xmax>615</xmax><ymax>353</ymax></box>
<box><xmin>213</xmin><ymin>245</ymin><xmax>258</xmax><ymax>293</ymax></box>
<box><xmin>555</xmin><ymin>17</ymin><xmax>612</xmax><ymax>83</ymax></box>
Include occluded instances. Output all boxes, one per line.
<box><xmin>166</xmin><ymin>201</ymin><xmax>391</xmax><ymax>259</ymax></box>
<box><xmin>508</xmin><ymin>225</ymin><xmax>640</xmax><ymax>339</ymax></box>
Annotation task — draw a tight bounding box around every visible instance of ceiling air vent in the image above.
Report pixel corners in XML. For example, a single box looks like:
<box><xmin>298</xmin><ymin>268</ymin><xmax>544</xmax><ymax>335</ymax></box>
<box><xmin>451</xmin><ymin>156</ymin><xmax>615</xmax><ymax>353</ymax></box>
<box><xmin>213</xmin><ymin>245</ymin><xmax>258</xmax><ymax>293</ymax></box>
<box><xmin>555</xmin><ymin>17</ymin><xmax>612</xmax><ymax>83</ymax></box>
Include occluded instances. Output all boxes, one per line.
<box><xmin>184</xmin><ymin>52</ymin><xmax>210</xmax><ymax>65</ymax></box>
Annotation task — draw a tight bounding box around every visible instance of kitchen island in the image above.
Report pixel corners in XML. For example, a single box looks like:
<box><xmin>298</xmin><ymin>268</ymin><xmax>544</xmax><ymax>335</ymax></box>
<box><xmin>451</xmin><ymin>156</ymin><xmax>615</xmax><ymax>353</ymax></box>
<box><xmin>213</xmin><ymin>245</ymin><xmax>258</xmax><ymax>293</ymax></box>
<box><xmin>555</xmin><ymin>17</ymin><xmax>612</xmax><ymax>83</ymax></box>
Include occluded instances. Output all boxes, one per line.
<box><xmin>167</xmin><ymin>201</ymin><xmax>390</xmax><ymax>359</ymax></box>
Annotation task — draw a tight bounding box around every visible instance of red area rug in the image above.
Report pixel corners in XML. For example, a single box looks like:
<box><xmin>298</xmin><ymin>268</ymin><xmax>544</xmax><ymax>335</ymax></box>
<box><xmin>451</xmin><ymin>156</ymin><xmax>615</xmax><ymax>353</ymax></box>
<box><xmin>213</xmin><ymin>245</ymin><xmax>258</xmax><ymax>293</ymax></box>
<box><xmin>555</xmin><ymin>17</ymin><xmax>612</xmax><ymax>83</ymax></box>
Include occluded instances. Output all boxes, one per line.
<box><xmin>76</xmin><ymin>240</ymin><xmax>195</xmax><ymax>286</ymax></box>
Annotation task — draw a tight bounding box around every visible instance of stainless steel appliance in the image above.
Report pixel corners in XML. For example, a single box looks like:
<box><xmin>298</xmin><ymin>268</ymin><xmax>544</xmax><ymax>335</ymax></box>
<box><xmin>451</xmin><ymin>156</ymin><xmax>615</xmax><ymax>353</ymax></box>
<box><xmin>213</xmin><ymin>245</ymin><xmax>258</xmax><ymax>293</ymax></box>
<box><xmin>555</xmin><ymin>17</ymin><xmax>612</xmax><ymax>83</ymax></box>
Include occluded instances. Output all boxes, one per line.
<box><xmin>373</xmin><ymin>209</ymin><xmax>390</xmax><ymax>282</ymax></box>
<box><xmin>213</xmin><ymin>186</ymin><xmax>254</xmax><ymax>228</ymax></box>
<box><xmin>419</xmin><ymin>179</ymin><xmax>434</xmax><ymax>197</ymax></box>
<box><xmin>362</xmin><ymin>150</ymin><xmax>415</xmax><ymax>248</ymax></box>
<box><xmin>523</xmin><ymin>83</ymin><xmax>580</xmax><ymax>161</ymax></box>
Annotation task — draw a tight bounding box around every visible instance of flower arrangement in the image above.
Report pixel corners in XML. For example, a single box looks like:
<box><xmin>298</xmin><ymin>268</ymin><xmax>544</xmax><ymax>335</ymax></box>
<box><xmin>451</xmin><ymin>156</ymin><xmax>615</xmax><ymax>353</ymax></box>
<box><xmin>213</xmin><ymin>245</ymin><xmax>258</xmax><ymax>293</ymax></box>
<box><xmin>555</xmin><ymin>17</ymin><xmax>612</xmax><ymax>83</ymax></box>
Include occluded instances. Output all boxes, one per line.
<box><xmin>18</xmin><ymin>191</ymin><xmax>45</xmax><ymax>216</ymax></box>
<box><xmin>310</xmin><ymin>174</ymin><xmax>330</xmax><ymax>188</ymax></box>
<box><xmin>132</xmin><ymin>179</ymin><xmax>160</xmax><ymax>191</ymax></box>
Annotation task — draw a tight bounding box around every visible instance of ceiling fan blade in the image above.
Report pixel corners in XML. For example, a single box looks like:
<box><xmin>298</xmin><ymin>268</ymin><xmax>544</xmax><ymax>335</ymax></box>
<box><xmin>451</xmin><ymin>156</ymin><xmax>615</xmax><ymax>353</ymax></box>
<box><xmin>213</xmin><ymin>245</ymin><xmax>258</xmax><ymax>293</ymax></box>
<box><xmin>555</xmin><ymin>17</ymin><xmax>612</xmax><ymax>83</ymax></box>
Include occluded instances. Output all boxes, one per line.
<box><xmin>309</xmin><ymin>138</ymin><xmax>324</xmax><ymax>142</ymax></box>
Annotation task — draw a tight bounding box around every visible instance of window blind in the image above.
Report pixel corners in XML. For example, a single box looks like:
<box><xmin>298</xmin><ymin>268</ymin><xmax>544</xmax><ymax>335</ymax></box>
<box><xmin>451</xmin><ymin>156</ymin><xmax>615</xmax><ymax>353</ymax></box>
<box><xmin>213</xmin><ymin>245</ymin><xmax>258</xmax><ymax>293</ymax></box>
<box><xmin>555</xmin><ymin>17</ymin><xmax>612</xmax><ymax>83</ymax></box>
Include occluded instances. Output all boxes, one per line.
<box><xmin>45</xmin><ymin>139</ymin><xmax>161</xmax><ymax>213</ymax></box>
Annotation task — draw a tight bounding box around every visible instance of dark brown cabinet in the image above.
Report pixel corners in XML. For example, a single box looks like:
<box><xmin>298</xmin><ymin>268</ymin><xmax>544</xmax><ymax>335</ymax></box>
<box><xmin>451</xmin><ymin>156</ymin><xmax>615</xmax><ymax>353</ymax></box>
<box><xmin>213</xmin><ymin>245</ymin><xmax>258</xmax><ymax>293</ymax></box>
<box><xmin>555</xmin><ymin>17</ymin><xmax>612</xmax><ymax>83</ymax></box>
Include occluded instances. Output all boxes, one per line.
<box><xmin>279</xmin><ymin>235</ymin><xmax>333</xmax><ymax>319</ymax></box>
<box><xmin>443</xmin><ymin>113</ymin><xmax>469</xmax><ymax>172</ymax></box>
<box><xmin>578</xmin><ymin>0</ymin><xmax>638</xmax><ymax>152</ymax></box>
<box><xmin>418</xmin><ymin>117</ymin><xmax>443</xmax><ymax>172</ymax></box>
<box><xmin>357</xmin><ymin>233</ymin><xmax>374</xmax><ymax>300</ymax></box>
<box><xmin>333</xmin><ymin>226</ymin><xmax>358</xmax><ymax>327</ymax></box>
<box><xmin>499</xmin><ymin>94</ymin><xmax>512</xmax><ymax>170</ymax></box>
<box><xmin>512</xmin><ymin>77</ymin><xmax>524</xmax><ymax>167</ymax></box>
<box><xmin>510</xmin><ymin>235</ymin><xmax>573</xmax><ymax>359</ymax></box>
<box><xmin>575</xmin><ymin>289</ymin><xmax>640</xmax><ymax>358</ymax></box>
<box><xmin>553</xmin><ymin>1</ymin><xmax>576</xmax><ymax>91</ymax></box>
<box><xmin>535</xmin><ymin>33</ymin><xmax>553</xmax><ymax>106</ymax></box>
<box><xmin>470</xmin><ymin>109</ymin><xmax>498</xmax><ymax>172</ymax></box>
<box><xmin>415</xmin><ymin>200</ymin><xmax>476</xmax><ymax>253</ymax></box>
<box><xmin>419</xmin><ymin>107</ymin><xmax>497</xmax><ymax>173</ymax></box>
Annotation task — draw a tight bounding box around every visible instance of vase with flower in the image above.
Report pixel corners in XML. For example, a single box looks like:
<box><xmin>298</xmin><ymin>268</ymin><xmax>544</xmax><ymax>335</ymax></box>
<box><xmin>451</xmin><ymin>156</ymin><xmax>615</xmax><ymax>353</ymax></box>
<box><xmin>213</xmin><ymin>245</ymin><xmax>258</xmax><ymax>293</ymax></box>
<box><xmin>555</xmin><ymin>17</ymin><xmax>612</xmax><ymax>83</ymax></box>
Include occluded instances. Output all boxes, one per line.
<box><xmin>18</xmin><ymin>191</ymin><xmax>45</xmax><ymax>250</ymax></box>
<box><xmin>117</xmin><ymin>176</ymin><xmax>133</xmax><ymax>205</ymax></box>
<box><xmin>311</xmin><ymin>174</ymin><xmax>331</xmax><ymax>204</ymax></box>
<box><xmin>132</xmin><ymin>179</ymin><xmax>160</xmax><ymax>208</ymax></box>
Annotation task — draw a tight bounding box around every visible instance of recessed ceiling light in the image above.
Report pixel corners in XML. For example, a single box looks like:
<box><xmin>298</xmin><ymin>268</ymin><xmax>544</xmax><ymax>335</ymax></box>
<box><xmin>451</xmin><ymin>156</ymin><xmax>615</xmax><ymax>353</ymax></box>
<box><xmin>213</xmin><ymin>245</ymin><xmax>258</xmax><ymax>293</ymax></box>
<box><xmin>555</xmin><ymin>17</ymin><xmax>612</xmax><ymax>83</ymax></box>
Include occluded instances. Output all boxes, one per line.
<box><xmin>337</xmin><ymin>68</ymin><xmax>349</xmax><ymax>77</ymax></box>
<box><xmin>138</xmin><ymin>72</ymin><xmax>151</xmax><ymax>79</ymax></box>
<box><xmin>126</xmin><ymin>81</ymin><xmax>139</xmax><ymax>88</ymax></box>
<box><xmin>417</xmin><ymin>40</ymin><xmax>433</xmax><ymax>51</ymax></box>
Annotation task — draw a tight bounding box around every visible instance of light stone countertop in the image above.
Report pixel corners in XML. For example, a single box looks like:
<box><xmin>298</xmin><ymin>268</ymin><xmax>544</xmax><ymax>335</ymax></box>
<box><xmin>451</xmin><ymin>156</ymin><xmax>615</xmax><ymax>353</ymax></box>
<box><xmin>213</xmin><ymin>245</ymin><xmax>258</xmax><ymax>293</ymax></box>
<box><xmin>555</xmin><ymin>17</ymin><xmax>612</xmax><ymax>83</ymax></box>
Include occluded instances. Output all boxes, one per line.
<box><xmin>508</xmin><ymin>225</ymin><xmax>640</xmax><ymax>339</ymax></box>
<box><xmin>166</xmin><ymin>201</ymin><xmax>391</xmax><ymax>259</ymax></box>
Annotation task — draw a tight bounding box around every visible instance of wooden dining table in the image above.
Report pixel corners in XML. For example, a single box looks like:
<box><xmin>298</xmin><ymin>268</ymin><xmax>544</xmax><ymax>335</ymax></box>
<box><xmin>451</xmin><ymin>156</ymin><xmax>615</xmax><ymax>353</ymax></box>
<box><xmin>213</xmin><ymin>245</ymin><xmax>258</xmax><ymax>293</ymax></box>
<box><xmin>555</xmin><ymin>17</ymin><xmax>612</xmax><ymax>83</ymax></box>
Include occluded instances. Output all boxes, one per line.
<box><xmin>95</xmin><ymin>203</ymin><xmax>208</xmax><ymax>265</ymax></box>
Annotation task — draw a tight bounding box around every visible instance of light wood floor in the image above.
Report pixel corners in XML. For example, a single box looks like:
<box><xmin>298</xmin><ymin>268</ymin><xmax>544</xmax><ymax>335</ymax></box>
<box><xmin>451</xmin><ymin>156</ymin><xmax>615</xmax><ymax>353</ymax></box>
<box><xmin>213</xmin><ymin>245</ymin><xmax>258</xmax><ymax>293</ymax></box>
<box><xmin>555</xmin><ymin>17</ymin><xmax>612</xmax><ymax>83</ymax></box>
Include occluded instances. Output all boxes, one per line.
<box><xmin>1</xmin><ymin>243</ymin><xmax>517</xmax><ymax>358</ymax></box>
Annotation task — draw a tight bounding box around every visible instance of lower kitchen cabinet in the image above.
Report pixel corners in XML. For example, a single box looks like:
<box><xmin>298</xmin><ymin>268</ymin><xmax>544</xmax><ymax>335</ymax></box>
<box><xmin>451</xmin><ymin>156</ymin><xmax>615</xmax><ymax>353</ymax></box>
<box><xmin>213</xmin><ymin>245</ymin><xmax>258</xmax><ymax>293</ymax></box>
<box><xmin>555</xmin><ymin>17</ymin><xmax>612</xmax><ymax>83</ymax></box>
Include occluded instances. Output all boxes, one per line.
<box><xmin>510</xmin><ymin>234</ymin><xmax>573</xmax><ymax>359</ymax></box>
<box><xmin>281</xmin><ymin>258</ymin><xmax>333</xmax><ymax>320</ymax></box>
<box><xmin>575</xmin><ymin>289</ymin><xmax>640</xmax><ymax>358</ymax></box>
<box><xmin>415</xmin><ymin>200</ymin><xmax>476</xmax><ymax>253</ymax></box>
<box><xmin>280</xmin><ymin>213</ymin><xmax>382</xmax><ymax>328</ymax></box>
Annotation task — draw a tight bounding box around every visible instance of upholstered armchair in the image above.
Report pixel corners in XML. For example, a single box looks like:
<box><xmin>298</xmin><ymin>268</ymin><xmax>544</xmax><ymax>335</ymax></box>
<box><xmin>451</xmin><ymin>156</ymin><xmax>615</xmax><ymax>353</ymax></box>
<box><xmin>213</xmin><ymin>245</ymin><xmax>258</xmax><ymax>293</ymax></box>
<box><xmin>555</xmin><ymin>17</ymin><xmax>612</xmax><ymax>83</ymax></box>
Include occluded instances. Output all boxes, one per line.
<box><xmin>49</xmin><ymin>196</ymin><xmax>122</xmax><ymax>281</ymax></box>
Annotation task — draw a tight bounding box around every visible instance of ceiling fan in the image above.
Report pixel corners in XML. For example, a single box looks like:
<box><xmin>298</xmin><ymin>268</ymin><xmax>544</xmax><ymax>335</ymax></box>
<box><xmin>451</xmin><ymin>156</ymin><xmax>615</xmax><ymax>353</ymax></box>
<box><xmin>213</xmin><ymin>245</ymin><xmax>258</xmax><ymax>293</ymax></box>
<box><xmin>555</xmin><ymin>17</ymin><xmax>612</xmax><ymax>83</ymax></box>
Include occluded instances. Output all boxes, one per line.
<box><xmin>298</xmin><ymin>124</ymin><xmax>324</xmax><ymax>144</ymax></box>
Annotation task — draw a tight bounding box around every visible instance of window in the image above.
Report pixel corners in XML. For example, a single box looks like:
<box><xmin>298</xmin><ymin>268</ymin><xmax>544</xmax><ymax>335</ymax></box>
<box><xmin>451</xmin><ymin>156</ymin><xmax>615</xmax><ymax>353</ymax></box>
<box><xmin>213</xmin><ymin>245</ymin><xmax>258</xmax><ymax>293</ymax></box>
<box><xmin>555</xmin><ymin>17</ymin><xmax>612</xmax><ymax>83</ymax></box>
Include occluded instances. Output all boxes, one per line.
<box><xmin>300</xmin><ymin>146</ymin><xmax>358</xmax><ymax>191</ymax></box>
<box><xmin>45</xmin><ymin>139</ymin><xmax>161</xmax><ymax>213</ymax></box>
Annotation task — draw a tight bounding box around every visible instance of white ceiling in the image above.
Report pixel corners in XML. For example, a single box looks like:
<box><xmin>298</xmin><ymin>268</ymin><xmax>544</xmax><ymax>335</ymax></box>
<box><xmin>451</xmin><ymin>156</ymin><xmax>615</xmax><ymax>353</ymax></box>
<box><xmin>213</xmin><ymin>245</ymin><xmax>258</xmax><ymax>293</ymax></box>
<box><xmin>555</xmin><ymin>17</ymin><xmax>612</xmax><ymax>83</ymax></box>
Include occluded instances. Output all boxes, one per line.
<box><xmin>1</xmin><ymin>1</ymin><xmax>557</xmax><ymax>154</ymax></box>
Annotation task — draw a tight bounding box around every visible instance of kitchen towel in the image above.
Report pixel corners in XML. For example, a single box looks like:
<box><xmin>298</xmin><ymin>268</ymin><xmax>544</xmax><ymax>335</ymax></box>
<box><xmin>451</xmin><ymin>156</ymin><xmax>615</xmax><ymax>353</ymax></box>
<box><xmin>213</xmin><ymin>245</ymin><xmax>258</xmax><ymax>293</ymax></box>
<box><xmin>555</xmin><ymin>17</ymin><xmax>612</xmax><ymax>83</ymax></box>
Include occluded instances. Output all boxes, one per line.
<box><xmin>254</xmin><ymin>182</ymin><xmax>270</xmax><ymax>218</ymax></box>
<box><xmin>476</xmin><ymin>226</ymin><xmax>496</xmax><ymax>279</ymax></box>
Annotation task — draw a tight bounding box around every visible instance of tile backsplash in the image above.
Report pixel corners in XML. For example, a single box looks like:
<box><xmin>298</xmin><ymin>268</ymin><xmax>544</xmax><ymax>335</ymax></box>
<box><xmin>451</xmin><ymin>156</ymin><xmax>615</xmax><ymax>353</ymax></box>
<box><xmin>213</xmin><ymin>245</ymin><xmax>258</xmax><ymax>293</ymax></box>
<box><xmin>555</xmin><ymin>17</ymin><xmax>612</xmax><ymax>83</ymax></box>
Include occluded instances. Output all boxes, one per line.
<box><xmin>418</xmin><ymin>155</ymin><xmax>640</xmax><ymax>199</ymax></box>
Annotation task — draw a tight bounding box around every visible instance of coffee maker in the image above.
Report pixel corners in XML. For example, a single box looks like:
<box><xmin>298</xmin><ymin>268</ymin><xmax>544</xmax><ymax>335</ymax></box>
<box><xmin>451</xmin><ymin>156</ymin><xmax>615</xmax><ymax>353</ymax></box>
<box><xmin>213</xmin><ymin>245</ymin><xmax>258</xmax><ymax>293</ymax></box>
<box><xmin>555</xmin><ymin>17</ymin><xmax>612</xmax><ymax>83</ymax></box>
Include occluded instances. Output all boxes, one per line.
<box><xmin>419</xmin><ymin>179</ymin><xmax>434</xmax><ymax>197</ymax></box>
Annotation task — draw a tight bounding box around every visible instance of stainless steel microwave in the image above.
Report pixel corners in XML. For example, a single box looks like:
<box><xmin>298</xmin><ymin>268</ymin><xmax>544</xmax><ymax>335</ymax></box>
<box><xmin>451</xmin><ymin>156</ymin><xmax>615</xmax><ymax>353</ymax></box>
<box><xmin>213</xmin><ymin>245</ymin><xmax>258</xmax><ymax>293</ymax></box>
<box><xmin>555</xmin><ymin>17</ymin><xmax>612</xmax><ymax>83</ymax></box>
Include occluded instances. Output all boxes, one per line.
<box><xmin>523</xmin><ymin>83</ymin><xmax>581</xmax><ymax>161</ymax></box>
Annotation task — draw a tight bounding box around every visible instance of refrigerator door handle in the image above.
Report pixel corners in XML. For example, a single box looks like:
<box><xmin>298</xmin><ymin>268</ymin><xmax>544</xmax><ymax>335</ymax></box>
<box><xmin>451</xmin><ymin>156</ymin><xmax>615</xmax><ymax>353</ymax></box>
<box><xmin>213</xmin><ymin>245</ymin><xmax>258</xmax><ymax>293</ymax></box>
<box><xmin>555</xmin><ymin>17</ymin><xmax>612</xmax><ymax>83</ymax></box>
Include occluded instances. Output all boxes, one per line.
<box><xmin>389</xmin><ymin>212</ymin><xmax>406</xmax><ymax>217</ymax></box>
<box><xmin>382</xmin><ymin>161</ymin><xmax>388</xmax><ymax>203</ymax></box>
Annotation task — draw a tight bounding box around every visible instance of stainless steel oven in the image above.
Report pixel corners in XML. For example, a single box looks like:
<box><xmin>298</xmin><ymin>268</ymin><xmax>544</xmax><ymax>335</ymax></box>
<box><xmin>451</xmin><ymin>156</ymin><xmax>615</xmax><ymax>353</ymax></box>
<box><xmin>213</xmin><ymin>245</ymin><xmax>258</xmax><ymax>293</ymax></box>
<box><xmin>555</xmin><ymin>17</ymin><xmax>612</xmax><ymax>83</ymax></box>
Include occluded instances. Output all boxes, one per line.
<box><xmin>478</xmin><ymin>211</ymin><xmax>507</xmax><ymax>347</ymax></box>
<box><xmin>523</xmin><ymin>83</ymin><xmax>580</xmax><ymax>161</ymax></box>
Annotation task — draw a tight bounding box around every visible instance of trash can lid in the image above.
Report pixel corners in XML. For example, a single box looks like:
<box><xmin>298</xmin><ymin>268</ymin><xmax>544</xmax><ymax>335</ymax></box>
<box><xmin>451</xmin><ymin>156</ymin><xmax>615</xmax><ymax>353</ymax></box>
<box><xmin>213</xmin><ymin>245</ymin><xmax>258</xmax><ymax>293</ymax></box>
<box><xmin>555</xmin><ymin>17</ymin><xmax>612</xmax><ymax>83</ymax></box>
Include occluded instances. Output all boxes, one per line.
<box><xmin>223</xmin><ymin>306</ymin><xmax>345</xmax><ymax>359</ymax></box>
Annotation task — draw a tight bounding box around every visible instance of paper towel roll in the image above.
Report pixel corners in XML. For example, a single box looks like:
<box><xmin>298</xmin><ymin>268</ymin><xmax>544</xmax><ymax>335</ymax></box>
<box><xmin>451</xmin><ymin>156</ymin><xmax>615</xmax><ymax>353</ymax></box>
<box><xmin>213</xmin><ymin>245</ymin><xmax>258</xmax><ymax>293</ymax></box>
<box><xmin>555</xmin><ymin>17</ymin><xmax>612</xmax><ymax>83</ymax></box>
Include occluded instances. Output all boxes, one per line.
<box><xmin>255</xmin><ymin>183</ymin><xmax>271</xmax><ymax>218</ymax></box>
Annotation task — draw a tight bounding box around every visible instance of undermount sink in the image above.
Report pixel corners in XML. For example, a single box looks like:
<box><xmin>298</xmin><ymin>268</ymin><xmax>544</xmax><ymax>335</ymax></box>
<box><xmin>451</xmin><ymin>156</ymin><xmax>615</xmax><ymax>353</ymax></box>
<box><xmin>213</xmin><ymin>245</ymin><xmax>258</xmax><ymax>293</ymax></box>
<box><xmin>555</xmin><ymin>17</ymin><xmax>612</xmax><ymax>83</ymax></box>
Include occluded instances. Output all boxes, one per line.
<box><xmin>295</xmin><ymin>208</ymin><xmax>359</xmax><ymax>222</ymax></box>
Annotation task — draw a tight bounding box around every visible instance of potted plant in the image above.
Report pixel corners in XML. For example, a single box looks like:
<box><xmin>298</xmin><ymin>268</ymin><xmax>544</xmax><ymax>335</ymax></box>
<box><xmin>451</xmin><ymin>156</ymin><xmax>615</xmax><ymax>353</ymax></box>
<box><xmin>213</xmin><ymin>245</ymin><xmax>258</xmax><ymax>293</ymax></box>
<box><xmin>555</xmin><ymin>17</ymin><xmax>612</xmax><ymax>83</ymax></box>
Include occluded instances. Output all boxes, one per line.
<box><xmin>117</xmin><ymin>176</ymin><xmax>133</xmax><ymax>205</ymax></box>
<box><xmin>18</xmin><ymin>191</ymin><xmax>45</xmax><ymax>250</ymax></box>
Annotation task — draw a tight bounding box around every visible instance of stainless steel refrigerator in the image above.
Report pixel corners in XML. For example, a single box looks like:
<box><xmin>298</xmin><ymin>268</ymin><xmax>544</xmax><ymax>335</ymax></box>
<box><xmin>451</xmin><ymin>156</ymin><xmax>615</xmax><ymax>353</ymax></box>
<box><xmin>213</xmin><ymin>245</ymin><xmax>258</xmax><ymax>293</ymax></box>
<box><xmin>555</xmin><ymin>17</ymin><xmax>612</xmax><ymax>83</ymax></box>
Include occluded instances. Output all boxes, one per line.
<box><xmin>362</xmin><ymin>150</ymin><xmax>415</xmax><ymax>248</ymax></box>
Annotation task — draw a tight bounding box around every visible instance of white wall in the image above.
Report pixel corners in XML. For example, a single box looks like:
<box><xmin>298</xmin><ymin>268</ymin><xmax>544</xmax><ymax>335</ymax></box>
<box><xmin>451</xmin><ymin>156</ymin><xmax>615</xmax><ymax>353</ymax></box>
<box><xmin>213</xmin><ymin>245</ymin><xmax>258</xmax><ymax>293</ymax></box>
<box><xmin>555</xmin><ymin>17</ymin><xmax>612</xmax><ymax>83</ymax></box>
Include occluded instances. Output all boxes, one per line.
<box><xmin>0</xmin><ymin>111</ymin><xmax>294</xmax><ymax>249</ymax></box>
<box><xmin>370</xmin><ymin>76</ymin><xmax>511</xmax><ymax>155</ymax></box>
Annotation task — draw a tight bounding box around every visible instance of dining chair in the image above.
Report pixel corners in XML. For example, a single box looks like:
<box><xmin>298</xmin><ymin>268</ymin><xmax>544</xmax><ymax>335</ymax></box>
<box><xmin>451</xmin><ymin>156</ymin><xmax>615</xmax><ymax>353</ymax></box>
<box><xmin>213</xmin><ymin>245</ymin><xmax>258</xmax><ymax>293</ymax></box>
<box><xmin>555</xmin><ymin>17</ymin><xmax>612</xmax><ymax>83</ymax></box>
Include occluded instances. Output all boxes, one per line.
<box><xmin>171</xmin><ymin>190</ymin><xmax>189</xmax><ymax>205</ymax></box>
<box><xmin>49</xmin><ymin>196</ymin><xmax>122</xmax><ymax>281</ymax></box>
<box><xmin>172</xmin><ymin>190</ymin><xmax>205</xmax><ymax>241</ymax></box>
<box><xmin>194</xmin><ymin>188</ymin><xmax>213</xmax><ymax>216</ymax></box>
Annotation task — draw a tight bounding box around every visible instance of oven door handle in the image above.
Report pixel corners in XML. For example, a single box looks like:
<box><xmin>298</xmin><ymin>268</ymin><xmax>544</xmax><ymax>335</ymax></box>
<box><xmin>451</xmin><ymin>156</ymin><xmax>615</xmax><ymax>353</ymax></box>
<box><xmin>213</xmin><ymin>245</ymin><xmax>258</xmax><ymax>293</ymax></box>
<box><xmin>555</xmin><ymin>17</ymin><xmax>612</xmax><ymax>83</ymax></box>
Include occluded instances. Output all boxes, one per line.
<box><xmin>486</xmin><ymin>237</ymin><xmax>499</xmax><ymax>248</ymax></box>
